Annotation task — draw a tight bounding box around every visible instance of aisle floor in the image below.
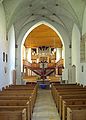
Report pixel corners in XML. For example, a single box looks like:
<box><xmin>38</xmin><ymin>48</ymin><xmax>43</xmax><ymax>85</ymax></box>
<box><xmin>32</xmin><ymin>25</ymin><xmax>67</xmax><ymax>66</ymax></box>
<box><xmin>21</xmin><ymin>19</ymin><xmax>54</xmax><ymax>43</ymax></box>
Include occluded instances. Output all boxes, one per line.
<box><xmin>32</xmin><ymin>89</ymin><xmax>60</xmax><ymax>120</ymax></box>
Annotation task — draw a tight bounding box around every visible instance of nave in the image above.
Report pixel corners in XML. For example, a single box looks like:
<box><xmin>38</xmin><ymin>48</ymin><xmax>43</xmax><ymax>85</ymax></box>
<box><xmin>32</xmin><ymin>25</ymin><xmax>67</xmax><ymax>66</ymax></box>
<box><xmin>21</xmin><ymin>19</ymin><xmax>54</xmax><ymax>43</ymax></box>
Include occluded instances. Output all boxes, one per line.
<box><xmin>32</xmin><ymin>89</ymin><xmax>60</xmax><ymax>120</ymax></box>
<box><xmin>0</xmin><ymin>82</ymin><xmax>86</xmax><ymax>120</ymax></box>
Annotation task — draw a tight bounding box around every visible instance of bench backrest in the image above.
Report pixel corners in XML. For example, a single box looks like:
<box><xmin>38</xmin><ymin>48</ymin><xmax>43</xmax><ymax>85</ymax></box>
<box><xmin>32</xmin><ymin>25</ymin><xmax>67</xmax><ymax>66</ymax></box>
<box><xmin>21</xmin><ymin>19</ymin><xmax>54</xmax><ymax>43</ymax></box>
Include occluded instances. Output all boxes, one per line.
<box><xmin>0</xmin><ymin>100</ymin><xmax>29</xmax><ymax>106</ymax></box>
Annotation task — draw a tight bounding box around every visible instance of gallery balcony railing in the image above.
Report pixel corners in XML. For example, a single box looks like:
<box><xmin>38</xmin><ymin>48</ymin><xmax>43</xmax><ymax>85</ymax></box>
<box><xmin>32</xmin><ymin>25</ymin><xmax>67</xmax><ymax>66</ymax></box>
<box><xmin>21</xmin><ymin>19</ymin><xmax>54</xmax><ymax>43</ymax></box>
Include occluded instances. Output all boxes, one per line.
<box><xmin>23</xmin><ymin>59</ymin><xmax>56</xmax><ymax>69</ymax></box>
<box><xmin>23</xmin><ymin>59</ymin><xmax>64</xmax><ymax>78</ymax></box>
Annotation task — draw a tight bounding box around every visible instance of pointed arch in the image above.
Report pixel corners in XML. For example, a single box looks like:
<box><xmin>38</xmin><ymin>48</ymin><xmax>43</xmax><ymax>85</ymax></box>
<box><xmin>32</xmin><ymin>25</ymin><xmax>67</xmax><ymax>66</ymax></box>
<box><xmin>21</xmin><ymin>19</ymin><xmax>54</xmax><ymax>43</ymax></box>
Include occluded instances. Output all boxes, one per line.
<box><xmin>22</xmin><ymin>21</ymin><xmax>64</xmax><ymax>46</ymax></box>
<box><xmin>21</xmin><ymin>21</ymin><xmax>65</xmax><ymax>72</ymax></box>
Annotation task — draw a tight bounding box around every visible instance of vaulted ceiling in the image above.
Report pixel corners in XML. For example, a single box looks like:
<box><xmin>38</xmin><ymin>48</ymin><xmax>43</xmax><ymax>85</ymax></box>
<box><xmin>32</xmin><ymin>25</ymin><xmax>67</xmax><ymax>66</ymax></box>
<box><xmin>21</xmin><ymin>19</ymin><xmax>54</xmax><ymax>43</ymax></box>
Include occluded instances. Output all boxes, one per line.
<box><xmin>2</xmin><ymin>0</ymin><xmax>86</xmax><ymax>40</ymax></box>
<box><xmin>24</xmin><ymin>24</ymin><xmax>62</xmax><ymax>48</ymax></box>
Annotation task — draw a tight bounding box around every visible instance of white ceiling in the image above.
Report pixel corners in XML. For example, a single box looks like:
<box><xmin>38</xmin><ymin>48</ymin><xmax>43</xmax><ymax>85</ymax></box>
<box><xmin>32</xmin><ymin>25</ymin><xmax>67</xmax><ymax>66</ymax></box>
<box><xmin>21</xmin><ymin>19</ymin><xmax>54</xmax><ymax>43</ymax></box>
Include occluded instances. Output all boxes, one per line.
<box><xmin>2</xmin><ymin>0</ymin><xmax>86</xmax><ymax>39</ymax></box>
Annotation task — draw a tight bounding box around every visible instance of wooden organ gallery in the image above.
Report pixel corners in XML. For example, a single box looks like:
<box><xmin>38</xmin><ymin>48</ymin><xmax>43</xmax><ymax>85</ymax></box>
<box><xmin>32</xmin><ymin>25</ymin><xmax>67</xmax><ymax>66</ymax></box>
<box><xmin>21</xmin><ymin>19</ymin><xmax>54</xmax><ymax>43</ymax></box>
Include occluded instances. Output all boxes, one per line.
<box><xmin>22</xmin><ymin>24</ymin><xmax>64</xmax><ymax>84</ymax></box>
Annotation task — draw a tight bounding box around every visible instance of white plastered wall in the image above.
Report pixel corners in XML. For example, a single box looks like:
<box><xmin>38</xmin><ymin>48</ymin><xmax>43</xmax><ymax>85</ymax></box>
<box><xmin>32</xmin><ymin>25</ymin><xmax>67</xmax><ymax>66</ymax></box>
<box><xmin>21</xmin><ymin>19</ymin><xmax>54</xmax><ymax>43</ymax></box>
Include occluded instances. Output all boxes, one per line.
<box><xmin>0</xmin><ymin>3</ymin><xmax>9</xmax><ymax>89</ymax></box>
<box><xmin>8</xmin><ymin>25</ymin><xmax>16</xmax><ymax>84</ymax></box>
<box><xmin>16</xmin><ymin>20</ymin><xmax>71</xmax><ymax>84</ymax></box>
<box><xmin>71</xmin><ymin>6</ymin><xmax>86</xmax><ymax>85</ymax></box>
<box><xmin>82</xmin><ymin>7</ymin><xmax>86</xmax><ymax>35</ymax></box>
<box><xmin>80</xmin><ymin>6</ymin><xmax>86</xmax><ymax>85</ymax></box>
<box><xmin>72</xmin><ymin>24</ymin><xmax>80</xmax><ymax>83</ymax></box>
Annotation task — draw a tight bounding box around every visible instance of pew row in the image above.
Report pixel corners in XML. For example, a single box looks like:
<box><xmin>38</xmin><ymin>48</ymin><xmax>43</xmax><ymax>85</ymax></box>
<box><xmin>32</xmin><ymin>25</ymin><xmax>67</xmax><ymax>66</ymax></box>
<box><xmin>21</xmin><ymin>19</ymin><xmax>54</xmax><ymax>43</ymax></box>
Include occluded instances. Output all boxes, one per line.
<box><xmin>51</xmin><ymin>83</ymin><xmax>86</xmax><ymax>120</ymax></box>
<box><xmin>0</xmin><ymin>108</ymin><xmax>26</xmax><ymax>120</ymax></box>
<box><xmin>67</xmin><ymin>105</ymin><xmax>86</xmax><ymax>120</ymax></box>
<box><xmin>0</xmin><ymin>83</ymin><xmax>38</xmax><ymax>120</ymax></box>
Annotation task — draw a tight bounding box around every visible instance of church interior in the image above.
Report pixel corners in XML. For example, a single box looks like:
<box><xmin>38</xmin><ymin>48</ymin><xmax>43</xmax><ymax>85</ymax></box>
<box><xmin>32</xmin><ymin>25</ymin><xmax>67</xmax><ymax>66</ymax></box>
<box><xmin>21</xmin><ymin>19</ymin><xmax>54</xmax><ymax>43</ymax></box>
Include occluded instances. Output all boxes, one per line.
<box><xmin>0</xmin><ymin>0</ymin><xmax>86</xmax><ymax>120</ymax></box>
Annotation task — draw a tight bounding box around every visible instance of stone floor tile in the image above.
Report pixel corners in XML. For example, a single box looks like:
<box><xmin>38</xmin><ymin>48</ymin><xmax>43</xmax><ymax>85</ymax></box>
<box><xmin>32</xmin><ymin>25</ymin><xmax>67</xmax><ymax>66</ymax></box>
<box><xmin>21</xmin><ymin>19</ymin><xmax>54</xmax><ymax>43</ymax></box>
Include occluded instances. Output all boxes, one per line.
<box><xmin>32</xmin><ymin>89</ymin><xmax>60</xmax><ymax>120</ymax></box>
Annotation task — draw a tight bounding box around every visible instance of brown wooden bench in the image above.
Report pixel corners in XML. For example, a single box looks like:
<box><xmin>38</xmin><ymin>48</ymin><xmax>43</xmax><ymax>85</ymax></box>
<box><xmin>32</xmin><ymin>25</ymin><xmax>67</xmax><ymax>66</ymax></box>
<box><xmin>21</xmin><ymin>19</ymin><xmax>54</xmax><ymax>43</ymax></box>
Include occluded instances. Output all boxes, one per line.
<box><xmin>7</xmin><ymin>84</ymin><xmax>38</xmax><ymax>90</ymax></box>
<box><xmin>0</xmin><ymin>95</ymin><xmax>33</xmax><ymax>116</ymax></box>
<box><xmin>0</xmin><ymin>86</ymin><xmax>38</xmax><ymax>119</ymax></box>
<box><xmin>51</xmin><ymin>83</ymin><xmax>86</xmax><ymax>120</ymax></box>
<box><xmin>2</xmin><ymin>88</ymin><xmax>37</xmax><ymax>100</ymax></box>
<box><xmin>51</xmin><ymin>84</ymin><xmax>83</xmax><ymax>105</ymax></box>
<box><xmin>0</xmin><ymin>108</ymin><xmax>26</xmax><ymax>120</ymax></box>
<box><xmin>0</xmin><ymin>96</ymin><xmax>31</xmax><ymax>100</ymax></box>
<box><xmin>1</xmin><ymin>89</ymin><xmax>36</xmax><ymax>101</ymax></box>
<box><xmin>67</xmin><ymin>105</ymin><xmax>86</xmax><ymax>120</ymax></box>
<box><xmin>0</xmin><ymin>90</ymin><xmax>36</xmax><ymax>110</ymax></box>
<box><xmin>62</xmin><ymin>99</ymin><xmax>86</xmax><ymax>120</ymax></box>
<box><xmin>59</xmin><ymin>94</ymin><xmax>86</xmax><ymax>118</ymax></box>
<box><xmin>0</xmin><ymin>106</ymin><xmax>30</xmax><ymax>120</ymax></box>
<box><xmin>9</xmin><ymin>84</ymin><xmax>37</xmax><ymax>87</ymax></box>
<box><xmin>0</xmin><ymin>100</ymin><xmax>30</xmax><ymax>120</ymax></box>
<box><xmin>0</xmin><ymin>92</ymin><xmax>35</xmax><ymax>117</ymax></box>
<box><xmin>4</xmin><ymin>84</ymin><xmax>38</xmax><ymax>94</ymax></box>
<box><xmin>0</xmin><ymin>83</ymin><xmax>38</xmax><ymax>120</ymax></box>
<box><xmin>56</xmin><ymin>89</ymin><xmax>86</xmax><ymax>108</ymax></box>
<box><xmin>54</xmin><ymin>90</ymin><xmax>86</xmax><ymax>109</ymax></box>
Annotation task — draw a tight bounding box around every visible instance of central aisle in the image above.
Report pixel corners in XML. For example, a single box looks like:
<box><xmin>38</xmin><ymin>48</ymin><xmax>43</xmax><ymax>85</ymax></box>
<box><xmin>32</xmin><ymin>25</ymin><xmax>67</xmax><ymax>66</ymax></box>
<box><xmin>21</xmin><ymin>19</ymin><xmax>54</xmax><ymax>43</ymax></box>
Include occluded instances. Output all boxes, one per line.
<box><xmin>32</xmin><ymin>89</ymin><xmax>60</xmax><ymax>120</ymax></box>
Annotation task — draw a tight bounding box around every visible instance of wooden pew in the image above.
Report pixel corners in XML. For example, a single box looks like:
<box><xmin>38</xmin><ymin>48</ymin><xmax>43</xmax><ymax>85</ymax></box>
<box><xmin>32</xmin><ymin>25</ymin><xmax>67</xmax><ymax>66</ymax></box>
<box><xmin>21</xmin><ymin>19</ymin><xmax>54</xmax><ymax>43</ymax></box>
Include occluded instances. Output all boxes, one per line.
<box><xmin>53</xmin><ymin>90</ymin><xmax>86</xmax><ymax>109</ymax></box>
<box><xmin>51</xmin><ymin>83</ymin><xmax>86</xmax><ymax>120</ymax></box>
<box><xmin>0</xmin><ymin>87</ymin><xmax>37</xmax><ymax>119</ymax></box>
<box><xmin>0</xmin><ymin>99</ymin><xmax>29</xmax><ymax>106</ymax></box>
<box><xmin>62</xmin><ymin>99</ymin><xmax>86</xmax><ymax>120</ymax></box>
<box><xmin>59</xmin><ymin>94</ymin><xmax>86</xmax><ymax>119</ymax></box>
<box><xmin>0</xmin><ymin>106</ymin><xmax>29</xmax><ymax>120</ymax></box>
<box><xmin>0</xmin><ymin>91</ymin><xmax>36</xmax><ymax>111</ymax></box>
<box><xmin>0</xmin><ymin>96</ymin><xmax>31</xmax><ymax>100</ymax></box>
<box><xmin>56</xmin><ymin>88</ymin><xmax>86</xmax><ymax>105</ymax></box>
<box><xmin>9</xmin><ymin>84</ymin><xmax>37</xmax><ymax>87</ymax></box>
<box><xmin>0</xmin><ymin>91</ymin><xmax>36</xmax><ymax>117</ymax></box>
<box><xmin>4</xmin><ymin>84</ymin><xmax>38</xmax><ymax>95</ymax></box>
<box><xmin>0</xmin><ymin>100</ymin><xmax>30</xmax><ymax>120</ymax></box>
<box><xmin>0</xmin><ymin>108</ymin><xmax>26</xmax><ymax>120</ymax></box>
<box><xmin>67</xmin><ymin>105</ymin><xmax>86</xmax><ymax>120</ymax></box>
<box><xmin>51</xmin><ymin>84</ymin><xmax>83</xmax><ymax>105</ymax></box>
<box><xmin>2</xmin><ymin>88</ymin><xmax>37</xmax><ymax>103</ymax></box>
<box><xmin>0</xmin><ymin>84</ymin><xmax>38</xmax><ymax>120</ymax></box>
<box><xmin>54</xmin><ymin>87</ymin><xmax>86</xmax><ymax>108</ymax></box>
<box><xmin>2</xmin><ymin>87</ymin><xmax>37</xmax><ymax>100</ymax></box>
<box><xmin>7</xmin><ymin>84</ymin><xmax>37</xmax><ymax>90</ymax></box>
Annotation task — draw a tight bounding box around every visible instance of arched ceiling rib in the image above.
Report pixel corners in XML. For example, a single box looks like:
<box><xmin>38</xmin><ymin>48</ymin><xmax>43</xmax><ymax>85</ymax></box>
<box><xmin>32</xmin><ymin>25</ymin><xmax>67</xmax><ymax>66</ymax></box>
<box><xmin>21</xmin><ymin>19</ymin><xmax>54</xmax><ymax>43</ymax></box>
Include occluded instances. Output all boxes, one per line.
<box><xmin>2</xmin><ymin>0</ymin><xmax>86</xmax><ymax>39</ymax></box>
